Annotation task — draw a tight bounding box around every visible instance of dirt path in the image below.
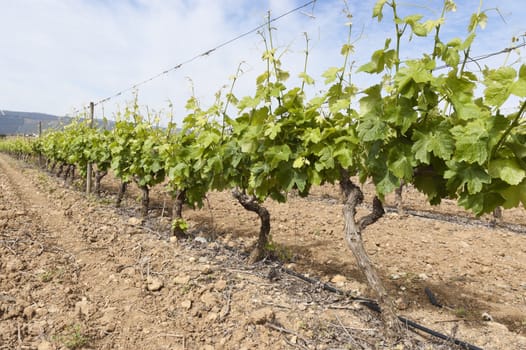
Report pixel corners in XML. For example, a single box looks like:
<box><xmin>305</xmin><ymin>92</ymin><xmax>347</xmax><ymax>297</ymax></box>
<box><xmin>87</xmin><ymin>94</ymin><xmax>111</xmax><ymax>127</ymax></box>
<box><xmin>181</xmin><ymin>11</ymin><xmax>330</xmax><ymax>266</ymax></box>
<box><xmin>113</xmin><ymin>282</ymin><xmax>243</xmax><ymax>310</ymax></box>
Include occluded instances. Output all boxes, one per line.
<box><xmin>1</xmin><ymin>153</ymin><xmax>526</xmax><ymax>350</ymax></box>
<box><xmin>0</xmin><ymin>157</ymin><xmax>404</xmax><ymax>349</ymax></box>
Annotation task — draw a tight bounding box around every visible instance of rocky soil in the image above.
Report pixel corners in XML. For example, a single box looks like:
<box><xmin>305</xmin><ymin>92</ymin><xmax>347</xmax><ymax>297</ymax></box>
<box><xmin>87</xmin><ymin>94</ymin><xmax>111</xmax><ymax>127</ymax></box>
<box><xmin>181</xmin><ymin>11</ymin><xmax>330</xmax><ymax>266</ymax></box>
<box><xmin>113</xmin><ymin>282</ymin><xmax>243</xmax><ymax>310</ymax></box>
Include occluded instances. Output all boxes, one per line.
<box><xmin>1</xmin><ymin>153</ymin><xmax>525</xmax><ymax>349</ymax></box>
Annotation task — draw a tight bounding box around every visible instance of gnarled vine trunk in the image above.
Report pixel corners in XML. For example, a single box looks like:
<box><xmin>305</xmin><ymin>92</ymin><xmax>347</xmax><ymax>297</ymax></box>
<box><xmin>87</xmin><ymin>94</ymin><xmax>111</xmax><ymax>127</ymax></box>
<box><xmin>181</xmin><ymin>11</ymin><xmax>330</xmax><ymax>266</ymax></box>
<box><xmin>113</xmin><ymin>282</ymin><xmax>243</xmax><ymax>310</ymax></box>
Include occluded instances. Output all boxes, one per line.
<box><xmin>116</xmin><ymin>181</ymin><xmax>128</xmax><ymax>208</ymax></box>
<box><xmin>171</xmin><ymin>189</ymin><xmax>187</xmax><ymax>239</ymax></box>
<box><xmin>339</xmin><ymin>170</ymin><xmax>401</xmax><ymax>333</ymax></box>
<box><xmin>63</xmin><ymin>164</ymin><xmax>75</xmax><ymax>182</ymax></box>
<box><xmin>232</xmin><ymin>188</ymin><xmax>270</xmax><ymax>264</ymax></box>
<box><xmin>140</xmin><ymin>185</ymin><xmax>149</xmax><ymax>218</ymax></box>
<box><xmin>94</xmin><ymin>170</ymin><xmax>108</xmax><ymax>196</ymax></box>
<box><xmin>492</xmin><ymin>206</ymin><xmax>502</xmax><ymax>221</ymax></box>
<box><xmin>56</xmin><ymin>163</ymin><xmax>65</xmax><ymax>178</ymax></box>
<box><xmin>394</xmin><ymin>181</ymin><xmax>405</xmax><ymax>215</ymax></box>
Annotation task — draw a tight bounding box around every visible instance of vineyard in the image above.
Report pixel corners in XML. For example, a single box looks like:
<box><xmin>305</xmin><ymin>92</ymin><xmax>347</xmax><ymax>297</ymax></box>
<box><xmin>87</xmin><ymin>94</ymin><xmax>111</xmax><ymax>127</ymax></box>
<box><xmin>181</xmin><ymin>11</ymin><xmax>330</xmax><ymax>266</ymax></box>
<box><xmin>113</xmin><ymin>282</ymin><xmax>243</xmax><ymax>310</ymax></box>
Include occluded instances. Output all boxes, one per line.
<box><xmin>1</xmin><ymin>0</ymin><xmax>526</xmax><ymax>349</ymax></box>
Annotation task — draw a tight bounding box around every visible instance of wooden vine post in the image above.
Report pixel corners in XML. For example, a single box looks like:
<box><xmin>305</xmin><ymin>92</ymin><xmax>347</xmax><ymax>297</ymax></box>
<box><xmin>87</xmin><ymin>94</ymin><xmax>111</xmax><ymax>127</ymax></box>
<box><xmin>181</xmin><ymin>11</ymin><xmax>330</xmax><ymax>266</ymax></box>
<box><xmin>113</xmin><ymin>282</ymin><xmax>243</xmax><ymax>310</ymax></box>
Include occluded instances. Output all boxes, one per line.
<box><xmin>38</xmin><ymin>121</ymin><xmax>43</xmax><ymax>167</ymax></box>
<box><xmin>85</xmin><ymin>101</ymin><xmax>94</xmax><ymax>195</ymax></box>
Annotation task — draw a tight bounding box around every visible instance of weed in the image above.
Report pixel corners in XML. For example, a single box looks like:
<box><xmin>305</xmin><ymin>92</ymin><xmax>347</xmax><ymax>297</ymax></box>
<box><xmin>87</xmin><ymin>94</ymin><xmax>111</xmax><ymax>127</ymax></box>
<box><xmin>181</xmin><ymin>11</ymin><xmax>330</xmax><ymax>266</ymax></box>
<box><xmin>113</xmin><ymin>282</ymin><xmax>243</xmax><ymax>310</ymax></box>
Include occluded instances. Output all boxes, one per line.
<box><xmin>53</xmin><ymin>324</ymin><xmax>89</xmax><ymax>350</ymax></box>
<box><xmin>39</xmin><ymin>270</ymin><xmax>54</xmax><ymax>282</ymax></box>
<box><xmin>171</xmin><ymin>218</ymin><xmax>189</xmax><ymax>232</ymax></box>
<box><xmin>265</xmin><ymin>236</ymin><xmax>293</xmax><ymax>262</ymax></box>
<box><xmin>455</xmin><ymin>307</ymin><xmax>467</xmax><ymax>318</ymax></box>
<box><xmin>180</xmin><ymin>282</ymin><xmax>193</xmax><ymax>295</ymax></box>
<box><xmin>39</xmin><ymin>268</ymin><xmax>65</xmax><ymax>283</ymax></box>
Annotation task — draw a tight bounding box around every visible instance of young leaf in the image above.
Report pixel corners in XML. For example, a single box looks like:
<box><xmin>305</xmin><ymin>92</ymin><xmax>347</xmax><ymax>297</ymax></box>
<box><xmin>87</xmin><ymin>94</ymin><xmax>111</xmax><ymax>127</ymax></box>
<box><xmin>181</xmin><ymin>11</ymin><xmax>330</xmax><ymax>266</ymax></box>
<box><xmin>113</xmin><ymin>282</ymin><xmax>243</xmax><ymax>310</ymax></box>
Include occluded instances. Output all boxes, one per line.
<box><xmin>373</xmin><ymin>0</ymin><xmax>388</xmax><ymax>21</ymax></box>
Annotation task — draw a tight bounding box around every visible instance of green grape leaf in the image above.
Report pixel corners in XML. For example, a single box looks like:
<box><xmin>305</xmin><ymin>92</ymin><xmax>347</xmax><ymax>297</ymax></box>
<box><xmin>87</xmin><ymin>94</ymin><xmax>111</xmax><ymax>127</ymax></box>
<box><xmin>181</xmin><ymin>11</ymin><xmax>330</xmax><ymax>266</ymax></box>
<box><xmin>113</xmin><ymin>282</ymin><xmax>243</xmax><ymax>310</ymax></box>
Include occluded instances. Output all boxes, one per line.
<box><xmin>444</xmin><ymin>162</ymin><xmax>491</xmax><ymax>194</ymax></box>
<box><xmin>510</xmin><ymin>64</ymin><xmax>526</xmax><ymax>97</ymax></box>
<box><xmin>498</xmin><ymin>180</ymin><xmax>526</xmax><ymax>208</ymax></box>
<box><xmin>298</xmin><ymin>72</ymin><xmax>315</xmax><ymax>85</ymax></box>
<box><xmin>451</xmin><ymin>120</ymin><xmax>489</xmax><ymax>165</ymax></box>
<box><xmin>322</xmin><ymin>67</ymin><xmax>343</xmax><ymax>84</ymax></box>
<box><xmin>488</xmin><ymin>158</ymin><xmax>526</xmax><ymax>185</ymax></box>
<box><xmin>387</xmin><ymin>143</ymin><xmax>415</xmax><ymax>179</ymax></box>
<box><xmin>458</xmin><ymin>191</ymin><xmax>503</xmax><ymax>216</ymax></box>
<box><xmin>266</xmin><ymin>145</ymin><xmax>292</xmax><ymax>168</ymax></box>
<box><xmin>413</xmin><ymin>166</ymin><xmax>448</xmax><ymax>205</ymax></box>
<box><xmin>293</xmin><ymin>172</ymin><xmax>308</xmax><ymax>192</ymax></box>
<box><xmin>375</xmin><ymin>171</ymin><xmax>399</xmax><ymax>198</ymax></box>
<box><xmin>483</xmin><ymin>66</ymin><xmax>516</xmax><ymax>107</ymax></box>
<box><xmin>412</xmin><ymin>126</ymin><xmax>455</xmax><ymax>164</ymax></box>
<box><xmin>357</xmin><ymin>112</ymin><xmax>389</xmax><ymax>142</ymax></box>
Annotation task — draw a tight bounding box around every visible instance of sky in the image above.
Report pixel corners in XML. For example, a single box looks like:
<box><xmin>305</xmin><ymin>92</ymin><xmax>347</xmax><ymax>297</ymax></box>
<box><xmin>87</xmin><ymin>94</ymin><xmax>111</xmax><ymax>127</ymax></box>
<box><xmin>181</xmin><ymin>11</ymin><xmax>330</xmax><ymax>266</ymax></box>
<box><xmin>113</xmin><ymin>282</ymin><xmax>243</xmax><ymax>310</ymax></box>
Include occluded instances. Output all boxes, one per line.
<box><xmin>1</xmin><ymin>0</ymin><xmax>525</xmax><ymax>125</ymax></box>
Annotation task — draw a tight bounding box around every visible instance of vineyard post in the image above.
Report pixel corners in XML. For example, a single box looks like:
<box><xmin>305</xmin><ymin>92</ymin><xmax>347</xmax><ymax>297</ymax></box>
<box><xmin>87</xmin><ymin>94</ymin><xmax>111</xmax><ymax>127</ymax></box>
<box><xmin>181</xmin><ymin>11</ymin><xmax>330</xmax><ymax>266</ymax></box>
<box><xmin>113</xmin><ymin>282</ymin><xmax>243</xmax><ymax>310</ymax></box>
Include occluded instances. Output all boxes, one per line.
<box><xmin>38</xmin><ymin>121</ymin><xmax>42</xmax><ymax>167</ymax></box>
<box><xmin>86</xmin><ymin>101</ymin><xmax>94</xmax><ymax>195</ymax></box>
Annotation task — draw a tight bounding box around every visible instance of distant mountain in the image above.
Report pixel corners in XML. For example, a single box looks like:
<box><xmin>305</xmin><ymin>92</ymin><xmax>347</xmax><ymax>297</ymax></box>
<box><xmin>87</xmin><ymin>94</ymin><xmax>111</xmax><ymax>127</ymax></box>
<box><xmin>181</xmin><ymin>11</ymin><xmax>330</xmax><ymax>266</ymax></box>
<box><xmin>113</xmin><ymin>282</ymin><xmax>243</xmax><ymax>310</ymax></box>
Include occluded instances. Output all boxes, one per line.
<box><xmin>0</xmin><ymin>110</ymin><xmax>113</xmax><ymax>135</ymax></box>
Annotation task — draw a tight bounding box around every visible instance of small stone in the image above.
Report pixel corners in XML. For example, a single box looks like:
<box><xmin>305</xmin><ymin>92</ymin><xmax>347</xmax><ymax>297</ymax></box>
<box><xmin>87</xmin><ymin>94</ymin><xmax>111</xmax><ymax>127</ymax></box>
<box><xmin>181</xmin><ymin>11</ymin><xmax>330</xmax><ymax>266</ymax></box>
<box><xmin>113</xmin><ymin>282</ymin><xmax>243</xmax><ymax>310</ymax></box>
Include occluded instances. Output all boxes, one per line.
<box><xmin>199</xmin><ymin>265</ymin><xmax>213</xmax><ymax>274</ymax></box>
<box><xmin>127</xmin><ymin>217</ymin><xmax>142</xmax><ymax>226</ymax></box>
<box><xmin>285</xmin><ymin>263</ymin><xmax>297</xmax><ymax>270</ymax></box>
<box><xmin>169</xmin><ymin>236</ymin><xmax>179</xmax><ymax>243</ymax></box>
<box><xmin>104</xmin><ymin>322</ymin><xmax>116</xmax><ymax>333</ymax></box>
<box><xmin>120</xmin><ymin>266</ymin><xmax>135</xmax><ymax>276</ymax></box>
<box><xmin>390</xmin><ymin>274</ymin><xmax>400</xmax><ymax>280</ymax></box>
<box><xmin>395</xmin><ymin>297</ymin><xmax>408</xmax><ymax>310</ymax></box>
<box><xmin>482</xmin><ymin>312</ymin><xmax>493</xmax><ymax>321</ymax></box>
<box><xmin>75</xmin><ymin>297</ymin><xmax>93</xmax><ymax>318</ymax></box>
<box><xmin>459</xmin><ymin>241</ymin><xmax>470</xmax><ymax>248</ymax></box>
<box><xmin>200</xmin><ymin>292</ymin><xmax>218</xmax><ymax>307</ymax></box>
<box><xmin>35</xmin><ymin>307</ymin><xmax>48</xmax><ymax>317</ymax></box>
<box><xmin>174</xmin><ymin>275</ymin><xmax>190</xmax><ymax>285</ymax></box>
<box><xmin>181</xmin><ymin>300</ymin><xmax>192</xmax><ymax>310</ymax></box>
<box><xmin>331</xmin><ymin>274</ymin><xmax>347</xmax><ymax>285</ymax></box>
<box><xmin>23</xmin><ymin>305</ymin><xmax>35</xmax><ymax>319</ymax></box>
<box><xmin>6</xmin><ymin>259</ymin><xmax>24</xmax><ymax>272</ymax></box>
<box><xmin>290</xmin><ymin>335</ymin><xmax>298</xmax><ymax>344</ymax></box>
<box><xmin>194</xmin><ymin>236</ymin><xmax>207</xmax><ymax>244</ymax></box>
<box><xmin>207</xmin><ymin>312</ymin><xmax>219</xmax><ymax>322</ymax></box>
<box><xmin>418</xmin><ymin>273</ymin><xmax>429</xmax><ymax>281</ymax></box>
<box><xmin>214</xmin><ymin>279</ymin><xmax>227</xmax><ymax>291</ymax></box>
<box><xmin>47</xmin><ymin>305</ymin><xmax>60</xmax><ymax>314</ymax></box>
<box><xmin>37</xmin><ymin>341</ymin><xmax>53</xmax><ymax>350</ymax></box>
<box><xmin>146</xmin><ymin>276</ymin><xmax>164</xmax><ymax>292</ymax></box>
<box><xmin>248</xmin><ymin>307</ymin><xmax>275</xmax><ymax>325</ymax></box>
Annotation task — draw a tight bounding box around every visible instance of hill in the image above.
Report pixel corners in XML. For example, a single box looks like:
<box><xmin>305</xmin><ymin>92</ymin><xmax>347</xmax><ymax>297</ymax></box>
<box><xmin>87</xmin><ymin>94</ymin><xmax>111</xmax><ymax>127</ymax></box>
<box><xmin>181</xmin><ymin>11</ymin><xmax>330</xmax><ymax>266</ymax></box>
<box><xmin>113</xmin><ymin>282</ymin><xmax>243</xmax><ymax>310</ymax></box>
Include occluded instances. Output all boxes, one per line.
<box><xmin>0</xmin><ymin>110</ymin><xmax>114</xmax><ymax>135</ymax></box>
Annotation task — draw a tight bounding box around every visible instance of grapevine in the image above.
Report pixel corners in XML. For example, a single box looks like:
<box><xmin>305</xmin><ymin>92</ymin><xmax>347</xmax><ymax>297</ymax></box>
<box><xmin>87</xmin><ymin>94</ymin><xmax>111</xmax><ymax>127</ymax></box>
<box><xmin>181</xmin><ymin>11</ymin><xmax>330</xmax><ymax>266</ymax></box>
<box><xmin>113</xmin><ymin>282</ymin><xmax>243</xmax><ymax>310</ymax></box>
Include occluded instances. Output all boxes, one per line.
<box><xmin>1</xmin><ymin>0</ymin><xmax>525</xmax><ymax>335</ymax></box>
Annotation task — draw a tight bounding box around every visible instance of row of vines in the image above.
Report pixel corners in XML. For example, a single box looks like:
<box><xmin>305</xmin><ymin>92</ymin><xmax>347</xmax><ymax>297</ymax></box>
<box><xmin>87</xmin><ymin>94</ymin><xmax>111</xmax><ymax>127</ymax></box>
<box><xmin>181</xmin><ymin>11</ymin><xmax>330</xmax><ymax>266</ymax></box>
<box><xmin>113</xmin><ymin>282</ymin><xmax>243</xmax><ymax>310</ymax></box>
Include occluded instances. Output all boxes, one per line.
<box><xmin>2</xmin><ymin>0</ymin><xmax>525</xmax><ymax>331</ymax></box>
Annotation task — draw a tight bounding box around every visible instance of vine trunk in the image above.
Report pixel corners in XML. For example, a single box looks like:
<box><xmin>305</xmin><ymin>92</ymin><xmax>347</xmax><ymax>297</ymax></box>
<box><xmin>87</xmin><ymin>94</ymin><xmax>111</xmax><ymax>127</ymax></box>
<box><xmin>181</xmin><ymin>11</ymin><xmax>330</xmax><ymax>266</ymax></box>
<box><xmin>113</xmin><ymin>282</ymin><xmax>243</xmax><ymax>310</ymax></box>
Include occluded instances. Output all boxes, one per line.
<box><xmin>116</xmin><ymin>181</ymin><xmax>128</xmax><ymax>208</ymax></box>
<box><xmin>339</xmin><ymin>172</ymin><xmax>402</xmax><ymax>334</ymax></box>
<box><xmin>232</xmin><ymin>188</ymin><xmax>270</xmax><ymax>264</ymax></box>
<box><xmin>171</xmin><ymin>189</ymin><xmax>187</xmax><ymax>239</ymax></box>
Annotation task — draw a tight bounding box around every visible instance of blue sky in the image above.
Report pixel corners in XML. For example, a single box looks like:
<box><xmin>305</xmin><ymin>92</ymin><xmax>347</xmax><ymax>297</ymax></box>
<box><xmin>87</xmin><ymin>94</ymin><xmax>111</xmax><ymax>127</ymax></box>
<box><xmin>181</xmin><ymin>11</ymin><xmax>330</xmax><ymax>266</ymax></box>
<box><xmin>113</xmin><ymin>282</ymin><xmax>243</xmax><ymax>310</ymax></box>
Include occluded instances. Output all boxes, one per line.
<box><xmin>1</xmin><ymin>0</ymin><xmax>525</xmax><ymax>124</ymax></box>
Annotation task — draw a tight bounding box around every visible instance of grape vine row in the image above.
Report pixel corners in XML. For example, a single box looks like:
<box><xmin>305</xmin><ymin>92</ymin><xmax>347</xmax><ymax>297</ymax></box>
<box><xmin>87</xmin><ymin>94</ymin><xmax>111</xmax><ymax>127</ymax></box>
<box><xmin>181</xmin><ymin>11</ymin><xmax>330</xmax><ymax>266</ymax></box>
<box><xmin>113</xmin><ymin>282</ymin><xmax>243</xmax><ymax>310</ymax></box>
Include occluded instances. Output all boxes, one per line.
<box><xmin>1</xmin><ymin>0</ymin><xmax>525</xmax><ymax>331</ymax></box>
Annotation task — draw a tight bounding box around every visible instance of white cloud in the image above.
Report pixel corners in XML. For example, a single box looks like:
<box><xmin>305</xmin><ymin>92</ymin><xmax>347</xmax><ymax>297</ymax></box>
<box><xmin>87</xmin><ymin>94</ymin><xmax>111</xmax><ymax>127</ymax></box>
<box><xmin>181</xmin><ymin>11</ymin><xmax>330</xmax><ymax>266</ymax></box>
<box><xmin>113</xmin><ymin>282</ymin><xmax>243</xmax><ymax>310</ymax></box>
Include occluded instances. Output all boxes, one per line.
<box><xmin>1</xmin><ymin>0</ymin><xmax>524</xmax><ymax>124</ymax></box>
